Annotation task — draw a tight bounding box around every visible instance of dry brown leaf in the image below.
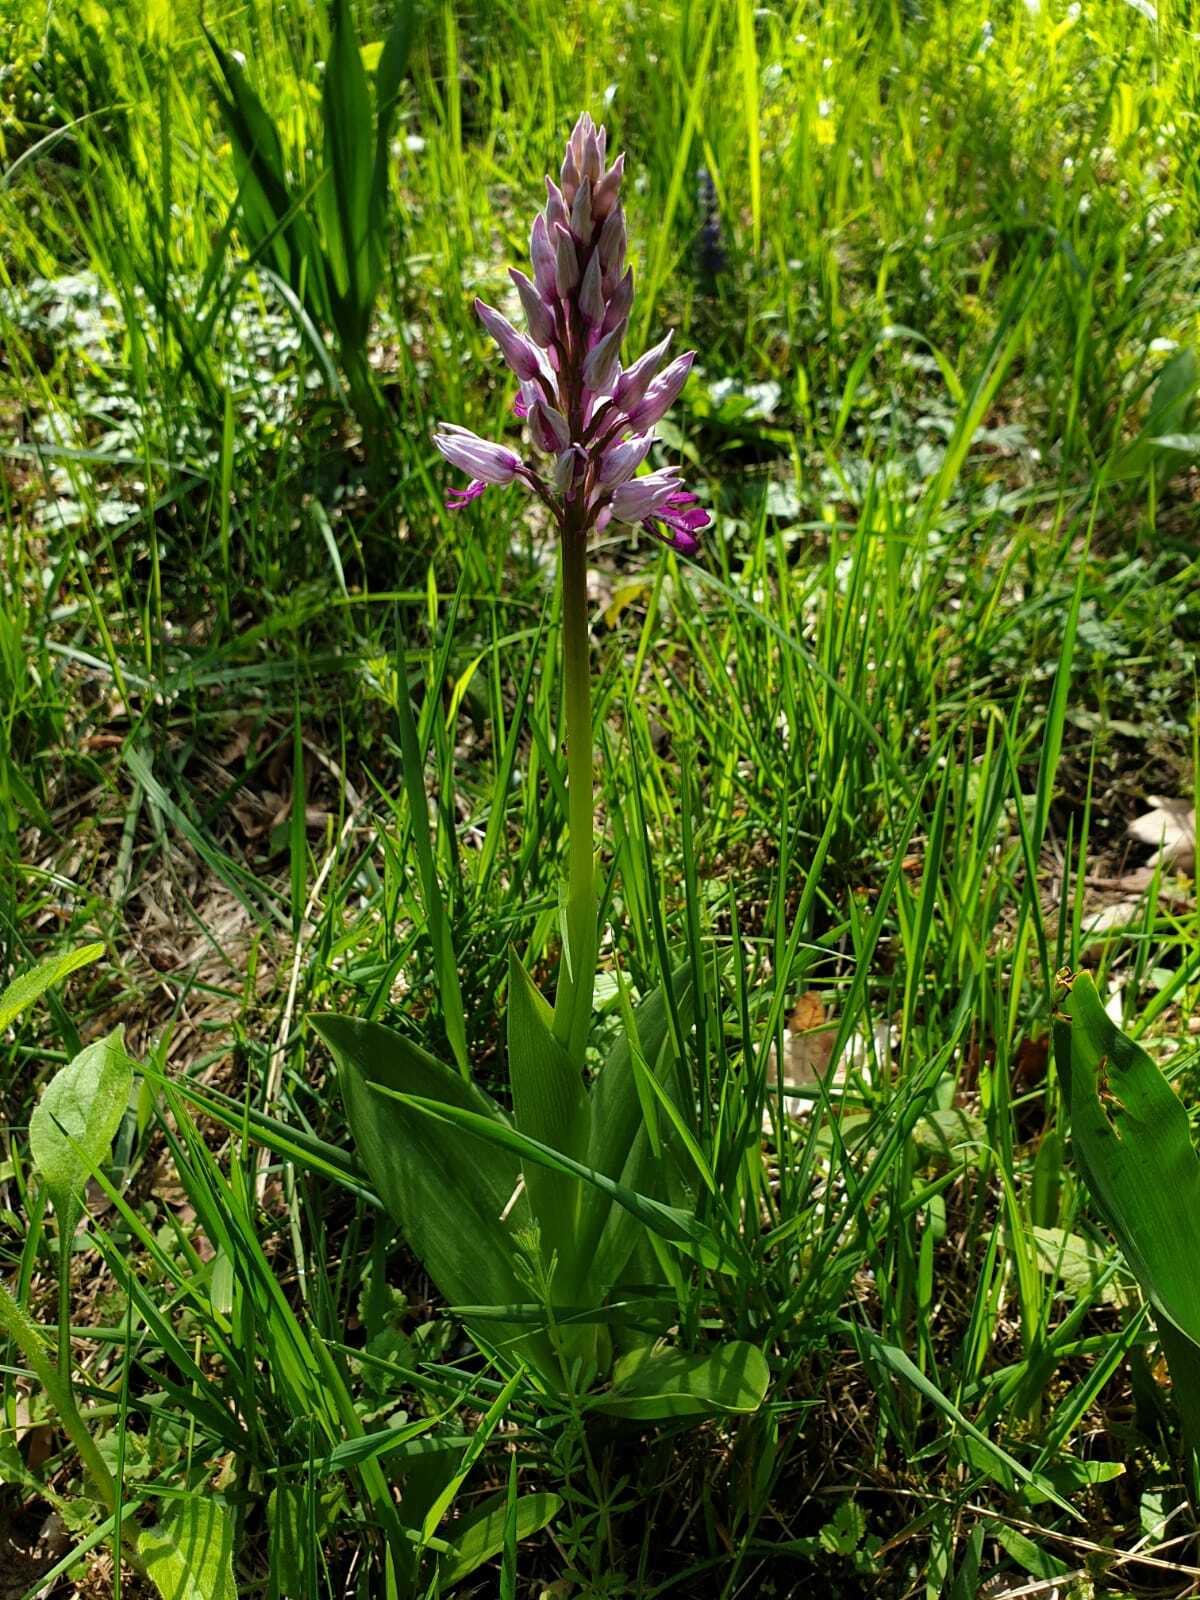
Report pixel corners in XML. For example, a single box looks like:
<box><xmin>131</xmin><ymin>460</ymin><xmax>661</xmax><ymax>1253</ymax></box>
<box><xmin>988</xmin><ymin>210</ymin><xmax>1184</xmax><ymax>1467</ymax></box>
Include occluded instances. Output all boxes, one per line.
<box><xmin>1128</xmin><ymin>795</ymin><xmax>1195</xmax><ymax>872</ymax></box>
<box><xmin>782</xmin><ymin>991</ymin><xmax>837</xmax><ymax>1087</ymax></box>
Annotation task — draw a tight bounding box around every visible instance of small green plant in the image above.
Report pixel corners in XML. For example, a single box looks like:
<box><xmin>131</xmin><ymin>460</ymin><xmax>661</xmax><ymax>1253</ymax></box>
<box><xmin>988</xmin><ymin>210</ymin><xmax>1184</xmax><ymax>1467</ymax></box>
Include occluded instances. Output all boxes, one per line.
<box><xmin>207</xmin><ymin>0</ymin><xmax>415</xmax><ymax>438</ymax></box>
<box><xmin>1056</xmin><ymin>969</ymin><xmax>1200</xmax><ymax>1479</ymax></box>
<box><xmin>318</xmin><ymin>113</ymin><xmax>765</xmax><ymax>1424</ymax></box>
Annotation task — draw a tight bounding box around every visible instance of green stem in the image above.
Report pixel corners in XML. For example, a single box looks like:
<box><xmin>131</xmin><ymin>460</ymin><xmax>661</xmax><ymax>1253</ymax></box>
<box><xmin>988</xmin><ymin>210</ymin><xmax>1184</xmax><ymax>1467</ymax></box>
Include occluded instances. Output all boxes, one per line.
<box><xmin>553</xmin><ymin>516</ymin><xmax>597</xmax><ymax>1062</ymax></box>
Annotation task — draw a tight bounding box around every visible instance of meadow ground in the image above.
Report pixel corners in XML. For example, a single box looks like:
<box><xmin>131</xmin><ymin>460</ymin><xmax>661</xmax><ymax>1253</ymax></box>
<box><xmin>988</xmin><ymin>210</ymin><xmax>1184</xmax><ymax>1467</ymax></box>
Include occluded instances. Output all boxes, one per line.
<box><xmin>2</xmin><ymin>0</ymin><xmax>1200</xmax><ymax>1595</ymax></box>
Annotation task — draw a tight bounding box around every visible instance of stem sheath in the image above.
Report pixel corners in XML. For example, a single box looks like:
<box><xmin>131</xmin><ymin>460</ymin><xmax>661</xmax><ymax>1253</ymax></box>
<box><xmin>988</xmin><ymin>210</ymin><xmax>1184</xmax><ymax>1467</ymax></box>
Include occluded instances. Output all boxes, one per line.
<box><xmin>553</xmin><ymin>513</ymin><xmax>597</xmax><ymax>1061</ymax></box>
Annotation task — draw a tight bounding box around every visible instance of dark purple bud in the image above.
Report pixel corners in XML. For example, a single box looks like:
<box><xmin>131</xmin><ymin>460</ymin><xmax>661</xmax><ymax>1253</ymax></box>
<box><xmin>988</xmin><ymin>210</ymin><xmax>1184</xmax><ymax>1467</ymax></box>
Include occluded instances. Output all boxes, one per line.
<box><xmin>582</xmin><ymin>126</ymin><xmax>601</xmax><ymax>184</ymax></box>
<box><xmin>544</xmin><ymin>177</ymin><xmax>569</xmax><ymax>234</ymax></box>
<box><xmin>614</xmin><ymin>331</ymin><xmax>672</xmax><ymax>413</ymax></box>
<box><xmin>560</xmin><ymin>149</ymin><xmax>580</xmax><ymax>205</ymax></box>
<box><xmin>553</xmin><ymin>443</ymin><xmax>586</xmax><ymax>495</ymax></box>
<box><xmin>509</xmin><ymin>268</ymin><xmax>556</xmax><ymax>347</ymax></box>
<box><xmin>534</xmin><ymin>400</ymin><xmax>570</xmax><ymax>452</ymax></box>
<box><xmin>598</xmin><ymin>431</ymin><xmax>654</xmax><ymax>488</ymax></box>
<box><xmin>598</xmin><ymin>206</ymin><xmax>626</xmax><ymax>277</ymax></box>
<box><xmin>593</xmin><ymin>153</ymin><xmax>625</xmax><ymax>220</ymax></box>
<box><xmin>570</xmin><ymin>175</ymin><xmax>593</xmax><ymax>239</ymax></box>
<box><xmin>554</xmin><ymin>224</ymin><xmax>580</xmax><ymax>297</ymax></box>
<box><xmin>530</xmin><ymin>212</ymin><xmax>557</xmax><ymax>299</ymax></box>
<box><xmin>475</xmin><ymin>298</ymin><xmax>542</xmax><ymax>382</ymax></box>
<box><xmin>582</xmin><ymin>318</ymin><xmax>625</xmax><ymax>393</ymax></box>
<box><xmin>600</xmin><ymin>267</ymin><xmax>633</xmax><ymax>338</ymax></box>
<box><xmin>624</xmin><ymin>351</ymin><xmax>695</xmax><ymax>431</ymax></box>
<box><xmin>579</xmin><ymin>251</ymin><xmax>605</xmax><ymax>328</ymax></box>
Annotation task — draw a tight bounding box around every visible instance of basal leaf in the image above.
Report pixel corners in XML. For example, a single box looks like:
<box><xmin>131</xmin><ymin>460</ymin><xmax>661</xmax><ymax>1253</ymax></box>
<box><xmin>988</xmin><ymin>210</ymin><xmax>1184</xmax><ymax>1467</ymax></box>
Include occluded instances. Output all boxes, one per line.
<box><xmin>506</xmin><ymin>954</ymin><xmax>590</xmax><ymax>1293</ymax></box>
<box><xmin>1056</xmin><ymin>971</ymin><xmax>1200</xmax><ymax>1344</ymax></box>
<box><xmin>139</xmin><ymin>1497</ymin><xmax>237</xmax><ymax>1600</ymax></box>
<box><xmin>375</xmin><ymin>1085</ymin><xmax>739</xmax><ymax>1275</ymax></box>
<box><xmin>311</xmin><ymin>1015</ymin><xmax>549</xmax><ymax>1369</ymax></box>
<box><xmin>1057</xmin><ymin>970</ymin><xmax>1200</xmax><ymax>1447</ymax></box>
<box><xmin>441</xmin><ymin>1491</ymin><xmax>562</xmax><ymax>1585</ymax></box>
<box><xmin>589</xmin><ymin>1340</ymin><xmax>769</xmax><ymax>1421</ymax></box>
<box><xmin>579</xmin><ymin>970</ymin><xmax>693</xmax><ymax>1292</ymax></box>
<box><xmin>29</xmin><ymin>1029</ymin><xmax>132</xmax><ymax>1233</ymax></box>
<box><xmin>0</xmin><ymin>943</ymin><xmax>104</xmax><ymax>1034</ymax></box>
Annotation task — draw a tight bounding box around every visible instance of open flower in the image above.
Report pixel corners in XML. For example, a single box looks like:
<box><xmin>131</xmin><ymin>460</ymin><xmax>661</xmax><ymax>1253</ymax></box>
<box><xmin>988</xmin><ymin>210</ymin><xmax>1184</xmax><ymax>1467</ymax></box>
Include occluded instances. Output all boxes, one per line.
<box><xmin>434</xmin><ymin>112</ymin><xmax>709</xmax><ymax>557</ymax></box>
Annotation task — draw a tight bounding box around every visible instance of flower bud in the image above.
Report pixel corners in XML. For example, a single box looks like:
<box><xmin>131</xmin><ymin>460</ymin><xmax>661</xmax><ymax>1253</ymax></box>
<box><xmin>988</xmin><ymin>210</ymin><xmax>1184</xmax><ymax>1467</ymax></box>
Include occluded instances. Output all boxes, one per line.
<box><xmin>624</xmin><ymin>351</ymin><xmax>695</xmax><ymax>431</ymax></box>
<box><xmin>475</xmin><ymin>299</ymin><xmax>541</xmax><ymax>382</ymax></box>
<box><xmin>534</xmin><ymin>400</ymin><xmax>570</xmax><ymax>453</ymax></box>
<box><xmin>544</xmin><ymin>177</ymin><xmax>570</xmax><ymax>234</ymax></box>
<box><xmin>570</xmin><ymin>175</ymin><xmax>593</xmax><ymax>239</ymax></box>
<box><xmin>509</xmin><ymin>268</ymin><xmax>556</xmax><ymax>347</ymax></box>
<box><xmin>598</xmin><ymin>206</ymin><xmax>626</xmax><ymax>277</ymax></box>
<box><xmin>434</xmin><ymin>425</ymin><xmax>523</xmax><ymax>485</ymax></box>
<box><xmin>598</xmin><ymin>431</ymin><xmax>654</xmax><ymax>489</ymax></box>
<box><xmin>553</xmin><ymin>443</ymin><xmax>586</xmax><ymax>494</ymax></box>
<box><xmin>582</xmin><ymin>125</ymin><xmax>602</xmax><ymax>184</ymax></box>
<box><xmin>582</xmin><ymin>318</ymin><xmax>625</xmax><ymax>394</ymax></box>
<box><xmin>613</xmin><ymin>332</ymin><xmax>672</xmax><ymax>413</ymax></box>
<box><xmin>579</xmin><ymin>251</ymin><xmax>605</xmax><ymax>328</ymax></box>
<box><xmin>611</xmin><ymin>466</ymin><xmax>683</xmax><ymax>523</ymax></box>
<box><xmin>530</xmin><ymin>212</ymin><xmax>557</xmax><ymax>299</ymax></box>
<box><xmin>592</xmin><ymin>153</ymin><xmax>625</xmax><ymax>220</ymax></box>
<box><xmin>554</xmin><ymin>224</ymin><xmax>580</xmax><ymax>296</ymax></box>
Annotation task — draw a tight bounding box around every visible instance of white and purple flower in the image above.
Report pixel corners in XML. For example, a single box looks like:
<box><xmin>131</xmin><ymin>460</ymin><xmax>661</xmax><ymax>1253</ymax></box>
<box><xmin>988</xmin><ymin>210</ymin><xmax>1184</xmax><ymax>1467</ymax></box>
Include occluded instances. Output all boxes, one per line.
<box><xmin>434</xmin><ymin>112</ymin><xmax>709</xmax><ymax>557</ymax></box>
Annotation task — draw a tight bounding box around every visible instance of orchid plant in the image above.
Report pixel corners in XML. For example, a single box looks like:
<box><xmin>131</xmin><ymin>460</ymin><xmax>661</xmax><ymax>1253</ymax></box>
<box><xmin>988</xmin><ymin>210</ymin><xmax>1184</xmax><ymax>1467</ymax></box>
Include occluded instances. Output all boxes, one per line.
<box><xmin>315</xmin><ymin>117</ymin><xmax>764</xmax><ymax>1424</ymax></box>
<box><xmin>434</xmin><ymin>111</ymin><xmax>708</xmax><ymax>1066</ymax></box>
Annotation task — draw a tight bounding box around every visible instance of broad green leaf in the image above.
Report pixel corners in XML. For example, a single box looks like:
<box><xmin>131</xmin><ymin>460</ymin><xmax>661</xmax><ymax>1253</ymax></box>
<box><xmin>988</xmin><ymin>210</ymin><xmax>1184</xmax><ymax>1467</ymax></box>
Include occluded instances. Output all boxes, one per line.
<box><xmin>1056</xmin><ymin>971</ymin><xmax>1200</xmax><ymax>1339</ymax></box>
<box><xmin>311</xmin><ymin>1015</ymin><xmax>550</xmax><ymax>1370</ymax></box>
<box><xmin>0</xmin><ymin>943</ymin><xmax>104</xmax><ymax>1034</ymax></box>
<box><xmin>579</xmin><ymin>971</ymin><xmax>693</xmax><ymax>1292</ymax></box>
<box><xmin>320</xmin><ymin>0</ymin><xmax>374</xmax><ymax>315</ymax></box>
<box><xmin>1031</xmin><ymin>1225</ymin><xmax>1123</xmax><ymax>1305</ymax></box>
<box><xmin>506</xmin><ymin>954</ymin><xmax>590</xmax><ymax>1292</ymax></box>
<box><xmin>912</xmin><ymin>1107</ymin><xmax>985</xmax><ymax>1163</ymax></box>
<box><xmin>589</xmin><ymin>1340</ymin><xmax>769</xmax><ymax>1420</ymax></box>
<box><xmin>29</xmin><ymin>1030</ymin><xmax>131</xmax><ymax>1232</ymax></box>
<box><xmin>267</xmin><ymin>1482</ymin><xmax>343</xmax><ymax>1600</ymax></box>
<box><xmin>1056</xmin><ymin>970</ymin><xmax>1200</xmax><ymax>1444</ymax></box>
<box><xmin>377</xmin><ymin>1085</ymin><xmax>738</xmax><ymax>1274</ymax></box>
<box><xmin>139</xmin><ymin>1497</ymin><xmax>237</xmax><ymax>1600</ymax></box>
<box><xmin>441</xmin><ymin>1491</ymin><xmax>562</xmax><ymax>1585</ymax></box>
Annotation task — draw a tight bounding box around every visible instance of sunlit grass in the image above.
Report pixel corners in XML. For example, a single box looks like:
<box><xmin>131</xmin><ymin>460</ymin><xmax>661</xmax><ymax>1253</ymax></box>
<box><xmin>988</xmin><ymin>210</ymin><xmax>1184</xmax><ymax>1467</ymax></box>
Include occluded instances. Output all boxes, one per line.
<box><xmin>1</xmin><ymin>0</ymin><xmax>1199</xmax><ymax>1593</ymax></box>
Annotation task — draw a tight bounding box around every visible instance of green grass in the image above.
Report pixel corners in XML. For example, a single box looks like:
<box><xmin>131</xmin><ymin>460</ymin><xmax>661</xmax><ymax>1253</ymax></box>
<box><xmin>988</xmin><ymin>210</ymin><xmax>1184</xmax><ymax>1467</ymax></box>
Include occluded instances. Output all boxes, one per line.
<box><xmin>1</xmin><ymin>0</ymin><xmax>1200</xmax><ymax>1593</ymax></box>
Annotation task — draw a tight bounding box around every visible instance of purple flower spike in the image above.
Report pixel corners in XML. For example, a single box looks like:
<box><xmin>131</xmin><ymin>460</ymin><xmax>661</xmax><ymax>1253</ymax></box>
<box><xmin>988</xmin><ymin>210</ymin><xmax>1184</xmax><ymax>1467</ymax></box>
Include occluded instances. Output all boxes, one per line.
<box><xmin>435</xmin><ymin>114</ymin><xmax>706</xmax><ymax>557</ymax></box>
